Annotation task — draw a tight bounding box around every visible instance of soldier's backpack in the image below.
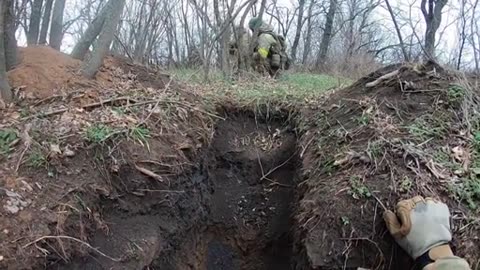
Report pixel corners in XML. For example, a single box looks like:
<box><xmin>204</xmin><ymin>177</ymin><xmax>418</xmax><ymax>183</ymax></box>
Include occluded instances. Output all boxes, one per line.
<box><xmin>258</xmin><ymin>30</ymin><xmax>290</xmax><ymax>70</ymax></box>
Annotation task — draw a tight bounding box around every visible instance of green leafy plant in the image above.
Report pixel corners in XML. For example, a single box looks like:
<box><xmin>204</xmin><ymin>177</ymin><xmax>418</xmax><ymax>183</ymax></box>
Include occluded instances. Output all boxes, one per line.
<box><xmin>399</xmin><ymin>176</ymin><xmax>413</xmax><ymax>193</ymax></box>
<box><xmin>367</xmin><ymin>140</ymin><xmax>383</xmax><ymax>160</ymax></box>
<box><xmin>0</xmin><ymin>129</ymin><xmax>18</xmax><ymax>155</ymax></box>
<box><xmin>348</xmin><ymin>176</ymin><xmax>372</xmax><ymax>199</ymax></box>
<box><xmin>447</xmin><ymin>84</ymin><xmax>465</xmax><ymax>103</ymax></box>
<box><xmin>341</xmin><ymin>216</ymin><xmax>350</xmax><ymax>226</ymax></box>
<box><xmin>85</xmin><ymin>124</ymin><xmax>114</xmax><ymax>143</ymax></box>
<box><xmin>451</xmin><ymin>177</ymin><xmax>480</xmax><ymax>210</ymax></box>
<box><xmin>27</xmin><ymin>149</ymin><xmax>48</xmax><ymax>168</ymax></box>
<box><xmin>129</xmin><ymin>126</ymin><xmax>150</xmax><ymax>145</ymax></box>
<box><xmin>356</xmin><ymin>114</ymin><xmax>371</xmax><ymax>126</ymax></box>
<box><xmin>406</xmin><ymin>116</ymin><xmax>447</xmax><ymax>141</ymax></box>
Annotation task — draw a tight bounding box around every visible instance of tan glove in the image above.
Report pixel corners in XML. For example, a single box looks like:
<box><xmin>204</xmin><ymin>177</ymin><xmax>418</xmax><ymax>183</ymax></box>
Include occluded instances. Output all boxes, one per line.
<box><xmin>383</xmin><ymin>196</ymin><xmax>472</xmax><ymax>270</ymax></box>
<box><xmin>383</xmin><ymin>196</ymin><xmax>452</xmax><ymax>257</ymax></box>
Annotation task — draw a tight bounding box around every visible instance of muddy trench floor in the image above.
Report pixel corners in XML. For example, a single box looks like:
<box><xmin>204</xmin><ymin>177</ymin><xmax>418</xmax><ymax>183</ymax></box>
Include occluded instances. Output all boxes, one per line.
<box><xmin>54</xmin><ymin>113</ymin><xmax>301</xmax><ymax>270</ymax></box>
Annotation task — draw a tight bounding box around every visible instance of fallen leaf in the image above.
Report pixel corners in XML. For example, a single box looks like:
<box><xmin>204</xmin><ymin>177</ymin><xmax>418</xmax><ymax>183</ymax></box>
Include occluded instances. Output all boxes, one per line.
<box><xmin>426</xmin><ymin>159</ymin><xmax>448</xmax><ymax>179</ymax></box>
<box><xmin>63</xmin><ymin>147</ymin><xmax>75</xmax><ymax>157</ymax></box>
<box><xmin>452</xmin><ymin>146</ymin><xmax>465</xmax><ymax>162</ymax></box>
<box><xmin>50</xmin><ymin>143</ymin><xmax>62</xmax><ymax>155</ymax></box>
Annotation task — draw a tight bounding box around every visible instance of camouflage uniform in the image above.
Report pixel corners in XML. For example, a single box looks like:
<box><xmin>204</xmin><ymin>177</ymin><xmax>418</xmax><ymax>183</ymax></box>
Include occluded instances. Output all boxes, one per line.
<box><xmin>248</xmin><ymin>17</ymin><xmax>289</xmax><ymax>76</ymax></box>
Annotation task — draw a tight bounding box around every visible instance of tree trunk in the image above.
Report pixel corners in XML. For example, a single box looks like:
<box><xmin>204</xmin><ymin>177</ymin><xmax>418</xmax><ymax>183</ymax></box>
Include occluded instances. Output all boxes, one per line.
<box><xmin>49</xmin><ymin>0</ymin><xmax>66</xmax><ymax>50</ymax></box>
<box><xmin>27</xmin><ymin>0</ymin><xmax>43</xmax><ymax>45</ymax></box>
<box><xmin>472</xmin><ymin>0</ymin><xmax>479</xmax><ymax>73</ymax></box>
<box><xmin>384</xmin><ymin>0</ymin><xmax>409</xmax><ymax>61</ymax></box>
<box><xmin>71</xmin><ymin>1</ymin><xmax>114</xmax><ymax>60</ymax></box>
<box><xmin>302</xmin><ymin>0</ymin><xmax>315</xmax><ymax>65</ymax></box>
<box><xmin>290</xmin><ymin>0</ymin><xmax>305</xmax><ymax>62</ymax></box>
<box><xmin>0</xmin><ymin>1</ymin><xmax>12</xmax><ymax>103</ymax></box>
<box><xmin>81</xmin><ymin>0</ymin><xmax>126</xmax><ymax>78</ymax></box>
<box><xmin>39</xmin><ymin>0</ymin><xmax>53</xmax><ymax>44</ymax></box>
<box><xmin>316</xmin><ymin>0</ymin><xmax>337</xmax><ymax>69</ymax></box>
<box><xmin>133</xmin><ymin>0</ymin><xmax>157</xmax><ymax>63</ymax></box>
<box><xmin>4</xmin><ymin>0</ymin><xmax>17</xmax><ymax>71</ymax></box>
<box><xmin>421</xmin><ymin>0</ymin><xmax>448</xmax><ymax>59</ymax></box>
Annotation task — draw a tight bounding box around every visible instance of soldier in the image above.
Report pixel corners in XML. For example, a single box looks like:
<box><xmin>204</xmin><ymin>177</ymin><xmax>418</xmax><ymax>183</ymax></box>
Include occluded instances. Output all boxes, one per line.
<box><xmin>248</xmin><ymin>17</ymin><xmax>289</xmax><ymax>76</ymax></box>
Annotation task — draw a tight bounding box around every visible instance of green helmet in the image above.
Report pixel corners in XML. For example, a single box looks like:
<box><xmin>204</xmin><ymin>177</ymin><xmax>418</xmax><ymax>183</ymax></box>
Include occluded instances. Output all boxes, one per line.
<box><xmin>248</xmin><ymin>17</ymin><xmax>263</xmax><ymax>31</ymax></box>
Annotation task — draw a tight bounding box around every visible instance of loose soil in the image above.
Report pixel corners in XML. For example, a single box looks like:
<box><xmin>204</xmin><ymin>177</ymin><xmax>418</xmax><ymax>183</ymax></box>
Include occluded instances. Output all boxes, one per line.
<box><xmin>7</xmin><ymin>46</ymin><xmax>171</xmax><ymax>99</ymax></box>
<box><xmin>2</xmin><ymin>51</ymin><xmax>480</xmax><ymax>270</ymax></box>
<box><xmin>48</xmin><ymin>112</ymin><xmax>300</xmax><ymax>270</ymax></box>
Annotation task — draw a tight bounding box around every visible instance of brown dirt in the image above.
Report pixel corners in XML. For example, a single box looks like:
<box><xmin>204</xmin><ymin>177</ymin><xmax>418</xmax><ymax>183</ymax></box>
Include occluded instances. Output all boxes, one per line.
<box><xmin>7</xmin><ymin>46</ymin><xmax>81</xmax><ymax>99</ymax></box>
<box><xmin>0</xmin><ymin>50</ymin><xmax>213</xmax><ymax>269</ymax></box>
<box><xmin>0</xmin><ymin>109</ymin><xmax>299</xmax><ymax>270</ymax></box>
<box><xmin>2</xmin><ymin>52</ymin><xmax>480</xmax><ymax>270</ymax></box>
<box><xmin>6</xmin><ymin>46</ymin><xmax>172</xmax><ymax>99</ymax></box>
<box><xmin>295</xmin><ymin>62</ymin><xmax>480</xmax><ymax>269</ymax></box>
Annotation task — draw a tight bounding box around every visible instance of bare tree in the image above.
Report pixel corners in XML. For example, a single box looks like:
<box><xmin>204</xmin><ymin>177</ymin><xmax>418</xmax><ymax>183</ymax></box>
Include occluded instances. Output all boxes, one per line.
<box><xmin>290</xmin><ymin>0</ymin><xmax>306</xmax><ymax>62</ymax></box>
<box><xmin>5</xmin><ymin>0</ymin><xmax>17</xmax><ymax>70</ymax></box>
<box><xmin>50</xmin><ymin>0</ymin><xmax>66</xmax><ymax>50</ymax></box>
<box><xmin>71</xmin><ymin>0</ymin><xmax>115</xmax><ymax>60</ymax></box>
<box><xmin>301</xmin><ymin>0</ymin><xmax>316</xmax><ymax>65</ymax></box>
<box><xmin>471</xmin><ymin>0</ymin><xmax>479</xmax><ymax>73</ymax></box>
<box><xmin>0</xmin><ymin>0</ymin><xmax>13</xmax><ymax>102</ymax></box>
<box><xmin>384</xmin><ymin>0</ymin><xmax>409</xmax><ymax>61</ymax></box>
<box><xmin>421</xmin><ymin>0</ymin><xmax>448</xmax><ymax>59</ymax></box>
<box><xmin>316</xmin><ymin>0</ymin><xmax>338</xmax><ymax>69</ymax></box>
<box><xmin>27</xmin><ymin>0</ymin><xmax>43</xmax><ymax>45</ymax></box>
<box><xmin>39</xmin><ymin>0</ymin><xmax>54</xmax><ymax>44</ymax></box>
<box><xmin>80</xmin><ymin>0</ymin><xmax>126</xmax><ymax>78</ymax></box>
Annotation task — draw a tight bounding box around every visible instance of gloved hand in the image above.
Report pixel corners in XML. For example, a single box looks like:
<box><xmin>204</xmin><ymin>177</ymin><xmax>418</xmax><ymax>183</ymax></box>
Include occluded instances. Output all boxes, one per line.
<box><xmin>383</xmin><ymin>196</ymin><xmax>452</xmax><ymax>259</ymax></box>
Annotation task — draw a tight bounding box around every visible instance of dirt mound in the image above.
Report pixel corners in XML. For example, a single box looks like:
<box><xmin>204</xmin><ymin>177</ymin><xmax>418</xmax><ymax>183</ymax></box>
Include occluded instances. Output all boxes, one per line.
<box><xmin>7</xmin><ymin>46</ymin><xmax>81</xmax><ymax>98</ymax></box>
<box><xmin>0</xmin><ymin>51</ymin><xmax>213</xmax><ymax>269</ymax></box>
<box><xmin>6</xmin><ymin>46</ymin><xmax>172</xmax><ymax>99</ymax></box>
<box><xmin>296</xmin><ymin>62</ymin><xmax>480</xmax><ymax>269</ymax></box>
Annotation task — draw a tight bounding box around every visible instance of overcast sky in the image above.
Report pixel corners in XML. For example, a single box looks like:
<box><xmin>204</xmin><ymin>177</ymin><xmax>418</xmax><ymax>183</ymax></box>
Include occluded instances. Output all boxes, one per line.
<box><xmin>16</xmin><ymin>0</ymin><xmax>465</xmax><ymax>63</ymax></box>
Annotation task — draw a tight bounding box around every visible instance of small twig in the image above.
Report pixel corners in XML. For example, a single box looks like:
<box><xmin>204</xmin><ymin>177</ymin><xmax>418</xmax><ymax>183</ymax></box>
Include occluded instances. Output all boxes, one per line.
<box><xmin>366</xmin><ymin>69</ymin><xmax>400</xmax><ymax>88</ymax></box>
<box><xmin>340</xmin><ymin>237</ymin><xmax>385</xmax><ymax>269</ymax></box>
<box><xmin>81</xmin><ymin>96</ymin><xmax>135</xmax><ymax>110</ymax></box>
<box><xmin>22</xmin><ymin>97</ymin><xmax>136</xmax><ymax>121</ymax></box>
<box><xmin>300</xmin><ymin>135</ymin><xmax>315</xmax><ymax>158</ymax></box>
<box><xmin>33</xmin><ymin>95</ymin><xmax>64</xmax><ymax>106</ymax></box>
<box><xmin>22</xmin><ymin>108</ymin><xmax>69</xmax><ymax>121</ymax></box>
<box><xmin>134</xmin><ymin>164</ymin><xmax>164</xmax><ymax>182</ymax></box>
<box><xmin>256</xmin><ymin>150</ymin><xmax>265</xmax><ymax>177</ymax></box>
<box><xmin>23</xmin><ymin>235</ymin><xmax>122</xmax><ymax>262</ymax></box>
<box><xmin>15</xmin><ymin>125</ymin><xmax>33</xmax><ymax>173</ymax></box>
<box><xmin>260</xmin><ymin>153</ymin><xmax>296</xmax><ymax>181</ymax></box>
<box><xmin>263</xmin><ymin>177</ymin><xmax>292</xmax><ymax>188</ymax></box>
<box><xmin>459</xmin><ymin>218</ymin><xmax>480</xmax><ymax>232</ymax></box>
<box><xmin>137</xmin><ymin>160</ymin><xmax>191</xmax><ymax>167</ymax></box>
<box><xmin>135</xmin><ymin>189</ymin><xmax>185</xmax><ymax>193</ymax></box>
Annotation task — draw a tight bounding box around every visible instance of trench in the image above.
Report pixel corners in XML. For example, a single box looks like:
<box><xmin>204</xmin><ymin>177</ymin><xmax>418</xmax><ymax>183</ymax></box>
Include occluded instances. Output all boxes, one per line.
<box><xmin>52</xmin><ymin>112</ymin><xmax>303</xmax><ymax>270</ymax></box>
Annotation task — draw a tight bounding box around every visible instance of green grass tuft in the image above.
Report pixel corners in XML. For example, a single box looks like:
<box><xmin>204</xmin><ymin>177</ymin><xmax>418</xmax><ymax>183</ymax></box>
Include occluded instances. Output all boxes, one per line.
<box><xmin>0</xmin><ymin>128</ymin><xmax>18</xmax><ymax>156</ymax></box>
<box><xmin>27</xmin><ymin>148</ymin><xmax>48</xmax><ymax>168</ymax></box>
<box><xmin>128</xmin><ymin>126</ymin><xmax>151</xmax><ymax>146</ymax></box>
<box><xmin>170</xmin><ymin>68</ymin><xmax>351</xmax><ymax>104</ymax></box>
<box><xmin>85</xmin><ymin>124</ymin><xmax>114</xmax><ymax>143</ymax></box>
<box><xmin>348</xmin><ymin>176</ymin><xmax>372</xmax><ymax>199</ymax></box>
